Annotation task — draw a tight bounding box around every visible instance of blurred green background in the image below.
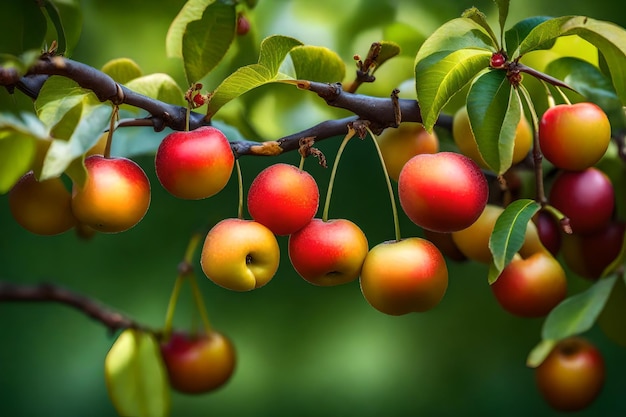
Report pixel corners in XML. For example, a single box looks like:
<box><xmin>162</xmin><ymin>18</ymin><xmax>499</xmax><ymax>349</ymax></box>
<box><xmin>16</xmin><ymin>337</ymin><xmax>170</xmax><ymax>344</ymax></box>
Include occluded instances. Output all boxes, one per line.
<box><xmin>1</xmin><ymin>0</ymin><xmax>626</xmax><ymax>416</ymax></box>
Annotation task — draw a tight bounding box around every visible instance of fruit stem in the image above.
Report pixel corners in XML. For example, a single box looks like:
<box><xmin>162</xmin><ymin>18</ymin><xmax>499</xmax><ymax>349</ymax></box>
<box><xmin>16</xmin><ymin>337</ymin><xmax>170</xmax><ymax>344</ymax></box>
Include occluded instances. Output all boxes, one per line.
<box><xmin>554</xmin><ymin>86</ymin><xmax>572</xmax><ymax>106</ymax></box>
<box><xmin>322</xmin><ymin>128</ymin><xmax>355</xmax><ymax>222</ymax></box>
<box><xmin>236</xmin><ymin>159</ymin><xmax>244</xmax><ymax>220</ymax></box>
<box><xmin>298</xmin><ymin>154</ymin><xmax>305</xmax><ymax>171</ymax></box>
<box><xmin>518</xmin><ymin>84</ymin><xmax>548</xmax><ymax>205</ymax></box>
<box><xmin>188</xmin><ymin>273</ymin><xmax>213</xmax><ymax>334</ymax></box>
<box><xmin>366</xmin><ymin>126</ymin><xmax>401</xmax><ymax>242</ymax></box>
<box><xmin>104</xmin><ymin>105</ymin><xmax>118</xmax><ymax>158</ymax></box>
<box><xmin>162</xmin><ymin>273</ymin><xmax>184</xmax><ymax>342</ymax></box>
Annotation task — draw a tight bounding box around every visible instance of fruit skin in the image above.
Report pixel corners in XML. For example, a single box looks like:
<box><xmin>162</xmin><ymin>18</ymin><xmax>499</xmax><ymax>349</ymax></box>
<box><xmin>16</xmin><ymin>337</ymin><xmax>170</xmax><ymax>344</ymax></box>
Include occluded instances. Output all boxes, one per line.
<box><xmin>288</xmin><ymin>218</ymin><xmax>368</xmax><ymax>286</ymax></box>
<box><xmin>247</xmin><ymin>163</ymin><xmax>319</xmax><ymax>236</ymax></box>
<box><xmin>359</xmin><ymin>238</ymin><xmax>448</xmax><ymax>315</ymax></box>
<box><xmin>561</xmin><ymin>221</ymin><xmax>625</xmax><ymax>280</ymax></box>
<box><xmin>423</xmin><ymin>229</ymin><xmax>467</xmax><ymax>262</ymax></box>
<box><xmin>398</xmin><ymin>152</ymin><xmax>488</xmax><ymax>233</ymax></box>
<box><xmin>200</xmin><ymin>218</ymin><xmax>280</xmax><ymax>291</ymax></box>
<box><xmin>535</xmin><ymin>337</ymin><xmax>605</xmax><ymax>412</ymax></box>
<box><xmin>9</xmin><ymin>171</ymin><xmax>76</xmax><ymax>235</ymax></box>
<box><xmin>533</xmin><ymin>211</ymin><xmax>562</xmax><ymax>256</ymax></box>
<box><xmin>72</xmin><ymin>155</ymin><xmax>150</xmax><ymax>233</ymax></box>
<box><xmin>491</xmin><ymin>251</ymin><xmax>567</xmax><ymax>318</ymax></box>
<box><xmin>155</xmin><ymin>126</ymin><xmax>234</xmax><ymax>200</ymax></box>
<box><xmin>160</xmin><ymin>331</ymin><xmax>236</xmax><ymax>394</ymax></box>
<box><xmin>549</xmin><ymin>168</ymin><xmax>614</xmax><ymax>235</ymax></box>
<box><xmin>376</xmin><ymin>122</ymin><xmax>438</xmax><ymax>181</ymax></box>
<box><xmin>453</xmin><ymin>106</ymin><xmax>532</xmax><ymax>169</ymax></box>
<box><xmin>539</xmin><ymin>102</ymin><xmax>611</xmax><ymax>171</ymax></box>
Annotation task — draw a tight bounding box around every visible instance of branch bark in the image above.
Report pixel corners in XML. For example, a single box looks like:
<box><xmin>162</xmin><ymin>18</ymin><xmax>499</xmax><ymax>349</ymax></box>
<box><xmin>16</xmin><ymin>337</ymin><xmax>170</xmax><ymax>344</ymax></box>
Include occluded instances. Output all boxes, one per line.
<box><xmin>0</xmin><ymin>281</ymin><xmax>152</xmax><ymax>334</ymax></box>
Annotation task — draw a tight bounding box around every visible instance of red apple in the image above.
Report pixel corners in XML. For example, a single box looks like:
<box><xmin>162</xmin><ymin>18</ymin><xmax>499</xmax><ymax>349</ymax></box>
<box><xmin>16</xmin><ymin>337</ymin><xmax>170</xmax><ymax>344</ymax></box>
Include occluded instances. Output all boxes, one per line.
<box><xmin>9</xmin><ymin>171</ymin><xmax>76</xmax><ymax>235</ymax></box>
<box><xmin>160</xmin><ymin>331</ymin><xmax>236</xmax><ymax>394</ymax></box>
<box><xmin>247</xmin><ymin>163</ymin><xmax>319</xmax><ymax>236</ymax></box>
<box><xmin>539</xmin><ymin>102</ymin><xmax>611</xmax><ymax>171</ymax></box>
<box><xmin>491</xmin><ymin>252</ymin><xmax>567</xmax><ymax>318</ymax></box>
<box><xmin>71</xmin><ymin>155</ymin><xmax>150</xmax><ymax>233</ymax></box>
<box><xmin>549</xmin><ymin>168</ymin><xmax>614</xmax><ymax>235</ymax></box>
<box><xmin>288</xmin><ymin>218</ymin><xmax>369</xmax><ymax>286</ymax></box>
<box><xmin>535</xmin><ymin>337</ymin><xmax>605</xmax><ymax>412</ymax></box>
<box><xmin>359</xmin><ymin>238</ymin><xmax>448</xmax><ymax>315</ymax></box>
<box><xmin>200</xmin><ymin>218</ymin><xmax>280</xmax><ymax>291</ymax></box>
<box><xmin>155</xmin><ymin>126</ymin><xmax>234</xmax><ymax>200</ymax></box>
<box><xmin>398</xmin><ymin>152</ymin><xmax>488</xmax><ymax>232</ymax></box>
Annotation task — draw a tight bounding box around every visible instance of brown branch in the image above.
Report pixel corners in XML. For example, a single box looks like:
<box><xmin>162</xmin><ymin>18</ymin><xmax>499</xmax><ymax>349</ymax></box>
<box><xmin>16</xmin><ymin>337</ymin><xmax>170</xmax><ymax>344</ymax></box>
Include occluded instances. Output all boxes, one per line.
<box><xmin>0</xmin><ymin>281</ymin><xmax>152</xmax><ymax>334</ymax></box>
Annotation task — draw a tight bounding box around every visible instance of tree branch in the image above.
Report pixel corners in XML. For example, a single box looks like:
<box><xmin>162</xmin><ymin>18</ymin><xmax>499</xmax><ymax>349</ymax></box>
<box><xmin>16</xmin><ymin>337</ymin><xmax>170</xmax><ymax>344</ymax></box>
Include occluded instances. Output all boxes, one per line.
<box><xmin>0</xmin><ymin>55</ymin><xmax>452</xmax><ymax>158</ymax></box>
<box><xmin>0</xmin><ymin>281</ymin><xmax>152</xmax><ymax>334</ymax></box>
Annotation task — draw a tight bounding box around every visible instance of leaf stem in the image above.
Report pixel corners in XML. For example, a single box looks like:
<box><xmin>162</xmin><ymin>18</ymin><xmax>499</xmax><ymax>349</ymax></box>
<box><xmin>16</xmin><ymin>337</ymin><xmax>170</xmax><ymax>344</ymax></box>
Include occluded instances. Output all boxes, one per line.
<box><xmin>322</xmin><ymin>129</ymin><xmax>355</xmax><ymax>222</ymax></box>
<box><xmin>366</xmin><ymin>126</ymin><xmax>401</xmax><ymax>242</ymax></box>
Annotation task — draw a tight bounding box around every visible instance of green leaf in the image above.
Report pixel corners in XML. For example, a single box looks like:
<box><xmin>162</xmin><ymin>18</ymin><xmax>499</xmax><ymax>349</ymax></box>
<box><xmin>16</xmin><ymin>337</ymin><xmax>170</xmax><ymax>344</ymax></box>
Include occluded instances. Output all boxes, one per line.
<box><xmin>0</xmin><ymin>113</ymin><xmax>48</xmax><ymax>193</ymax></box>
<box><xmin>34</xmin><ymin>76</ymin><xmax>113</xmax><ymax>181</ymax></box>
<box><xmin>182</xmin><ymin>0</ymin><xmax>236</xmax><ymax>84</ymax></box>
<box><xmin>504</xmin><ymin>16</ymin><xmax>554</xmax><ymax>55</ymax></box>
<box><xmin>46</xmin><ymin>0</ymin><xmax>82</xmax><ymax>56</ymax></box>
<box><xmin>515</xmin><ymin>16</ymin><xmax>626</xmax><ymax>104</ymax></box>
<box><xmin>166</xmin><ymin>0</ymin><xmax>214</xmax><ymax>58</ymax></box>
<box><xmin>207</xmin><ymin>35</ymin><xmax>303</xmax><ymax>117</ymax></box>
<box><xmin>383</xmin><ymin>23</ymin><xmax>425</xmax><ymax>58</ymax></box>
<box><xmin>544</xmin><ymin>57</ymin><xmax>625</xmax><ymax>131</ymax></box>
<box><xmin>372</xmin><ymin>41</ymin><xmax>402</xmax><ymax>73</ymax></box>
<box><xmin>289</xmin><ymin>45</ymin><xmax>346</xmax><ymax>83</ymax></box>
<box><xmin>466</xmin><ymin>70</ymin><xmax>521</xmax><ymax>174</ymax></box>
<box><xmin>0</xmin><ymin>1</ymin><xmax>47</xmax><ymax>56</ymax></box>
<box><xmin>105</xmin><ymin>329</ymin><xmax>170</xmax><ymax>417</ymax></box>
<box><xmin>489</xmin><ymin>199</ymin><xmax>541</xmax><ymax>279</ymax></box>
<box><xmin>415</xmin><ymin>18</ymin><xmax>497</xmax><ymax>64</ymax></box>
<box><xmin>542</xmin><ymin>275</ymin><xmax>617</xmax><ymax>340</ymax></box>
<box><xmin>494</xmin><ymin>0</ymin><xmax>510</xmax><ymax>41</ymax></box>
<box><xmin>101</xmin><ymin>58</ymin><xmax>143</xmax><ymax>84</ymax></box>
<box><xmin>461</xmin><ymin>7</ymin><xmax>499</xmax><ymax>49</ymax></box>
<box><xmin>415</xmin><ymin>49</ymin><xmax>491</xmax><ymax>131</ymax></box>
<box><xmin>125</xmin><ymin>74</ymin><xmax>186</xmax><ymax>108</ymax></box>
<box><xmin>526</xmin><ymin>339</ymin><xmax>556</xmax><ymax>368</ymax></box>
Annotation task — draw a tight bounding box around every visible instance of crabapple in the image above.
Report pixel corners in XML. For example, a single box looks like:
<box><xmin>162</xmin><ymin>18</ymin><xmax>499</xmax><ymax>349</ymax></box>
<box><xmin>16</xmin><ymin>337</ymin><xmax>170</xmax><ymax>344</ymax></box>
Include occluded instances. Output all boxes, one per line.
<box><xmin>160</xmin><ymin>331</ymin><xmax>236</xmax><ymax>394</ymax></box>
<box><xmin>539</xmin><ymin>102</ymin><xmax>611</xmax><ymax>171</ymax></box>
<box><xmin>71</xmin><ymin>155</ymin><xmax>150</xmax><ymax>233</ymax></box>
<box><xmin>549</xmin><ymin>168</ymin><xmax>614</xmax><ymax>235</ymax></box>
<box><xmin>561</xmin><ymin>221</ymin><xmax>625</xmax><ymax>280</ymax></box>
<box><xmin>288</xmin><ymin>218</ymin><xmax>368</xmax><ymax>286</ymax></box>
<box><xmin>155</xmin><ymin>126</ymin><xmax>234</xmax><ymax>200</ymax></box>
<box><xmin>490</xmin><ymin>251</ymin><xmax>567</xmax><ymax>318</ymax></box>
<box><xmin>376</xmin><ymin>122</ymin><xmax>438</xmax><ymax>181</ymax></box>
<box><xmin>359</xmin><ymin>238</ymin><xmax>448</xmax><ymax>315</ymax></box>
<box><xmin>535</xmin><ymin>337</ymin><xmax>605</xmax><ymax>412</ymax></box>
<box><xmin>200</xmin><ymin>218</ymin><xmax>280</xmax><ymax>291</ymax></box>
<box><xmin>398</xmin><ymin>152</ymin><xmax>488</xmax><ymax>233</ymax></box>
<box><xmin>452</xmin><ymin>106</ymin><xmax>532</xmax><ymax>169</ymax></box>
<box><xmin>247</xmin><ymin>163</ymin><xmax>319</xmax><ymax>236</ymax></box>
<box><xmin>9</xmin><ymin>171</ymin><xmax>76</xmax><ymax>235</ymax></box>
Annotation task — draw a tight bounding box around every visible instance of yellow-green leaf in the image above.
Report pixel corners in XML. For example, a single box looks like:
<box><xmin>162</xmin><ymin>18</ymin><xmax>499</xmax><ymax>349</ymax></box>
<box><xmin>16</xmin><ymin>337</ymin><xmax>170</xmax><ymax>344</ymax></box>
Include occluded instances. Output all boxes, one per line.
<box><xmin>105</xmin><ymin>329</ymin><xmax>170</xmax><ymax>417</ymax></box>
<box><xmin>102</xmin><ymin>58</ymin><xmax>143</xmax><ymax>84</ymax></box>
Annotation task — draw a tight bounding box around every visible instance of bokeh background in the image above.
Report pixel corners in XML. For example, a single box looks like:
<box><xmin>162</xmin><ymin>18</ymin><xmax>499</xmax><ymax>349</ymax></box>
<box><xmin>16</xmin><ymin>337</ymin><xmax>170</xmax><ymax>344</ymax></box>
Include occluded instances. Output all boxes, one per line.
<box><xmin>1</xmin><ymin>0</ymin><xmax>626</xmax><ymax>416</ymax></box>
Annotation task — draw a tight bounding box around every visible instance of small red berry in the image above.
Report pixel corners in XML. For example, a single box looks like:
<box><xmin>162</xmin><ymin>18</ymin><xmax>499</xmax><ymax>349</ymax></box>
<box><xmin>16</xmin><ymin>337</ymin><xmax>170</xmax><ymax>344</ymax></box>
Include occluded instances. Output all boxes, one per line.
<box><xmin>490</xmin><ymin>52</ymin><xmax>506</xmax><ymax>68</ymax></box>
<box><xmin>237</xmin><ymin>14</ymin><xmax>250</xmax><ymax>36</ymax></box>
<box><xmin>193</xmin><ymin>94</ymin><xmax>206</xmax><ymax>107</ymax></box>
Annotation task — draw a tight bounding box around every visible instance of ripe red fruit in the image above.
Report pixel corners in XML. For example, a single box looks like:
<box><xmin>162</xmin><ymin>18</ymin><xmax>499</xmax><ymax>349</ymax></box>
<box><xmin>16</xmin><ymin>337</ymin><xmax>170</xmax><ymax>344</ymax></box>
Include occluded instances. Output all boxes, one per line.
<box><xmin>155</xmin><ymin>126</ymin><xmax>234</xmax><ymax>200</ymax></box>
<box><xmin>398</xmin><ymin>152</ymin><xmax>488</xmax><ymax>233</ymax></box>
<box><xmin>535</xmin><ymin>337</ymin><xmax>605</xmax><ymax>412</ymax></box>
<box><xmin>160</xmin><ymin>331</ymin><xmax>236</xmax><ymax>394</ymax></box>
<box><xmin>533</xmin><ymin>211</ymin><xmax>562</xmax><ymax>256</ymax></box>
<box><xmin>9</xmin><ymin>171</ymin><xmax>76</xmax><ymax>235</ymax></box>
<box><xmin>549</xmin><ymin>168</ymin><xmax>614</xmax><ymax>235</ymax></box>
<box><xmin>561</xmin><ymin>221</ymin><xmax>625</xmax><ymax>280</ymax></box>
<box><xmin>72</xmin><ymin>155</ymin><xmax>150</xmax><ymax>233</ymax></box>
<box><xmin>491</xmin><ymin>252</ymin><xmax>567</xmax><ymax>317</ymax></box>
<box><xmin>359</xmin><ymin>238</ymin><xmax>448</xmax><ymax>315</ymax></box>
<box><xmin>539</xmin><ymin>102</ymin><xmax>611</xmax><ymax>171</ymax></box>
<box><xmin>288</xmin><ymin>218</ymin><xmax>369</xmax><ymax>286</ymax></box>
<box><xmin>247</xmin><ymin>163</ymin><xmax>319</xmax><ymax>236</ymax></box>
<box><xmin>490</xmin><ymin>52</ymin><xmax>506</xmax><ymax>68</ymax></box>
